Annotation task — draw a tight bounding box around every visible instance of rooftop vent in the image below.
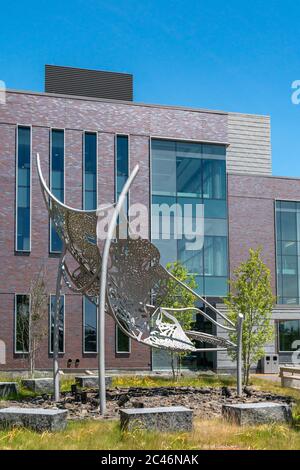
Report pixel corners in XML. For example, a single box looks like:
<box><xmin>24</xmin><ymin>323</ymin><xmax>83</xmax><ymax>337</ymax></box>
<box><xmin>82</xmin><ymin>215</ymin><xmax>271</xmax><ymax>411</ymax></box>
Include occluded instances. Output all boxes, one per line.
<box><xmin>45</xmin><ymin>65</ymin><xmax>133</xmax><ymax>101</ymax></box>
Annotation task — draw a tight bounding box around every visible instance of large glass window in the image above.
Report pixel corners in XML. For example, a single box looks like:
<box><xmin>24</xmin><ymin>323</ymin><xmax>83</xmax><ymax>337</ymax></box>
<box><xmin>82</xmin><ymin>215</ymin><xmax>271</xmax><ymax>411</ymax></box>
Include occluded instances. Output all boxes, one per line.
<box><xmin>278</xmin><ymin>320</ymin><xmax>300</xmax><ymax>351</ymax></box>
<box><xmin>83</xmin><ymin>132</ymin><xmax>97</xmax><ymax>210</ymax></box>
<box><xmin>276</xmin><ymin>201</ymin><xmax>300</xmax><ymax>304</ymax></box>
<box><xmin>49</xmin><ymin>295</ymin><xmax>64</xmax><ymax>353</ymax></box>
<box><xmin>83</xmin><ymin>297</ymin><xmax>97</xmax><ymax>353</ymax></box>
<box><xmin>50</xmin><ymin>129</ymin><xmax>64</xmax><ymax>252</ymax></box>
<box><xmin>15</xmin><ymin>294</ymin><xmax>30</xmax><ymax>353</ymax></box>
<box><xmin>16</xmin><ymin>126</ymin><xmax>31</xmax><ymax>251</ymax></box>
<box><xmin>151</xmin><ymin>139</ymin><xmax>228</xmax><ymax>297</ymax></box>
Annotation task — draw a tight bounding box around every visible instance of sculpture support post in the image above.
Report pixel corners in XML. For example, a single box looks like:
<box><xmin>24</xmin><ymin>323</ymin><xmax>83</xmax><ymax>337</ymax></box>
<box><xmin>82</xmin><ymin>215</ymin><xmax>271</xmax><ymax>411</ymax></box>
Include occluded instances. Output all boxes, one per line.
<box><xmin>53</xmin><ymin>244</ymin><xmax>66</xmax><ymax>402</ymax></box>
<box><xmin>236</xmin><ymin>313</ymin><xmax>244</xmax><ymax>397</ymax></box>
<box><xmin>97</xmin><ymin>164</ymin><xmax>139</xmax><ymax>415</ymax></box>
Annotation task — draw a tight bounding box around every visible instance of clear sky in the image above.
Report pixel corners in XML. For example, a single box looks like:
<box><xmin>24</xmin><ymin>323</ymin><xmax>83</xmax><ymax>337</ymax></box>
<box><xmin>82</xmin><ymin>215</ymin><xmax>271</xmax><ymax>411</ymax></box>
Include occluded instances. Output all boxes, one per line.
<box><xmin>0</xmin><ymin>0</ymin><xmax>299</xmax><ymax>177</ymax></box>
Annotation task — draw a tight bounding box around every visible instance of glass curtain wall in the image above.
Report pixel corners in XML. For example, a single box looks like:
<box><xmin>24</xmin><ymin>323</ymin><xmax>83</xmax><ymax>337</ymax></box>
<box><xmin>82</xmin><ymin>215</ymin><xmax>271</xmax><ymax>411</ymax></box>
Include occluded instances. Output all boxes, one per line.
<box><xmin>151</xmin><ymin>139</ymin><xmax>228</xmax><ymax>297</ymax></box>
<box><xmin>276</xmin><ymin>201</ymin><xmax>300</xmax><ymax>304</ymax></box>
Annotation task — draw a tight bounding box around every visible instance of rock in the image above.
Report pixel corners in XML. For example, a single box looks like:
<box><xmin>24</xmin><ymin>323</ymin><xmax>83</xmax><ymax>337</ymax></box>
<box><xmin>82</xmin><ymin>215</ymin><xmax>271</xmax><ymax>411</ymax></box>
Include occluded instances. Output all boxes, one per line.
<box><xmin>21</xmin><ymin>379</ymin><xmax>53</xmax><ymax>394</ymax></box>
<box><xmin>75</xmin><ymin>376</ymin><xmax>112</xmax><ymax>389</ymax></box>
<box><xmin>243</xmin><ymin>386</ymin><xmax>253</xmax><ymax>397</ymax></box>
<box><xmin>0</xmin><ymin>383</ymin><xmax>18</xmax><ymax>398</ymax></box>
<box><xmin>120</xmin><ymin>406</ymin><xmax>193</xmax><ymax>432</ymax></box>
<box><xmin>0</xmin><ymin>407</ymin><xmax>68</xmax><ymax>432</ymax></box>
<box><xmin>222</xmin><ymin>402</ymin><xmax>292</xmax><ymax>426</ymax></box>
<box><xmin>131</xmin><ymin>401</ymin><xmax>144</xmax><ymax>408</ymax></box>
<box><xmin>221</xmin><ymin>386</ymin><xmax>232</xmax><ymax>398</ymax></box>
<box><xmin>118</xmin><ymin>394</ymin><xmax>130</xmax><ymax>407</ymax></box>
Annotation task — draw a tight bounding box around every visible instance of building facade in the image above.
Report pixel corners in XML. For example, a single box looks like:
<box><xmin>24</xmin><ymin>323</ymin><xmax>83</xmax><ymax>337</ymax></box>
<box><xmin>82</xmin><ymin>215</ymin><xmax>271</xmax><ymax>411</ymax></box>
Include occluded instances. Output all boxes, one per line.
<box><xmin>0</xmin><ymin>67</ymin><xmax>299</xmax><ymax>372</ymax></box>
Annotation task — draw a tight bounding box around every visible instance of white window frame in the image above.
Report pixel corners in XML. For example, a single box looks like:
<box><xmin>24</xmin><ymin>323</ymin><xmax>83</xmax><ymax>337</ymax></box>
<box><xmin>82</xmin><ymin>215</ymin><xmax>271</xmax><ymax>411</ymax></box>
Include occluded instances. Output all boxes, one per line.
<box><xmin>83</xmin><ymin>130</ymin><xmax>98</xmax><ymax>210</ymax></box>
<box><xmin>115</xmin><ymin>324</ymin><xmax>131</xmax><ymax>354</ymax></box>
<box><xmin>49</xmin><ymin>294</ymin><xmax>65</xmax><ymax>354</ymax></box>
<box><xmin>49</xmin><ymin>128</ymin><xmax>65</xmax><ymax>253</ymax></box>
<box><xmin>14</xmin><ymin>293</ymin><xmax>30</xmax><ymax>354</ymax></box>
<box><xmin>83</xmin><ymin>296</ymin><xmax>98</xmax><ymax>354</ymax></box>
<box><xmin>15</xmin><ymin>125</ymin><xmax>32</xmax><ymax>252</ymax></box>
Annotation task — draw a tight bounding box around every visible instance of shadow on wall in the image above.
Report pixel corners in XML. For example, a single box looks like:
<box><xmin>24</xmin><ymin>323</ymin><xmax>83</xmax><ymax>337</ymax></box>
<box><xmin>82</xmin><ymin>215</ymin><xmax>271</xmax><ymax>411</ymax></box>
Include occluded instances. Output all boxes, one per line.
<box><xmin>0</xmin><ymin>340</ymin><xmax>5</xmax><ymax>364</ymax></box>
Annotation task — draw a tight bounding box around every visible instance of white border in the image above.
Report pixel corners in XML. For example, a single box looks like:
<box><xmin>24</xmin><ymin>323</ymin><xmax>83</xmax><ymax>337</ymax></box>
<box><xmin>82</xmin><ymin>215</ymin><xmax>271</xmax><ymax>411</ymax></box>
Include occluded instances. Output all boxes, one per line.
<box><xmin>115</xmin><ymin>324</ymin><xmax>131</xmax><ymax>354</ymax></box>
<box><xmin>49</xmin><ymin>293</ymin><xmax>65</xmax><ymax>354</ymax></box>
<box><xmin>14</xmin><ymin>293</ymin><xmax>30</xmax><ymax>354</ymax></box>
<box><xmin>15</xmin><ymin>125</ymin><xmax>32</xmax><ymax>252</ymax></box>
<box><xmin>49</xmin><ymin>128</ymin><xmax>65</xmax><ymax>253</ymax></box>
<box><xmin>82</xmin><ymin>296</ymin><xmax>98</xmax><ymax>353</ymax></box>
<box><xmin>83</xmin><ymin>130</ymin><xmax>98</xmax><ymax>210</ymax></box>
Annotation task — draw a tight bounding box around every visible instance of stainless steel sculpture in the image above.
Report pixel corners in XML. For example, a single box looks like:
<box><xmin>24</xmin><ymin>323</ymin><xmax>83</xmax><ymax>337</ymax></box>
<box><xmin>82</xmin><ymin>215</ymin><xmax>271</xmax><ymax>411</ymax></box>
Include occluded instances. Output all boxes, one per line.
<box><xmin>36</xmin><ymin>154</ymin><xmax>243</xmax><ymax>415</ymax></box>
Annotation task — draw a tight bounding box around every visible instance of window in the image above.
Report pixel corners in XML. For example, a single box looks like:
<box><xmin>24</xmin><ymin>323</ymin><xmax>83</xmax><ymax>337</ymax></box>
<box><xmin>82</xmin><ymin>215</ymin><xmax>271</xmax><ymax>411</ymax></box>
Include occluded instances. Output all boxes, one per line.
<box><xmin>115</xmin><ymin>135</ymin><xmax>129</xmax><ymax>213</ymax></box>
<box><xmin>15</xmin><ymin>294</ymin><xmax>30</xmax><ymax>353</ymax></box>
<box><xmin>83</xmin><ymin>132</ymin><xmax>97</xmax><ymax>210</ymax></box>
<box><xmin>278</xmin><ymin>320</ymin><xmax>300</xmax><ymax>352</ymax></box>
<box><xmin>276</xmin><ymin>201</ymin><xmax>300</xmax><ymax>304</ymax></box>
<box><xmin>16</xmin><ymin>126</ymin><xmax>31</xmax><ymax>251</ymax></box>
<box><xmin>151</xmin><ymin>139</ymin><xmax>228</xmax><ymax>297</ymax></box>
<box><xmin>116</xmin><ymin>325</ymin><xmax>130</xmax><ymax>353</ymax></box>
<box><xmin>83</xmin><ymin>297</ymin><xmax>97</xmax><ymax>352</ymax></box>
<box><xmin>49</xmin><ymin>295</ymin><xmax>65</xmax><ymax>353</ymax></box>
<box><xmin>50</xmin><ymin>129</ymin><xmax>64</xmax><ymax>252</ymax></box>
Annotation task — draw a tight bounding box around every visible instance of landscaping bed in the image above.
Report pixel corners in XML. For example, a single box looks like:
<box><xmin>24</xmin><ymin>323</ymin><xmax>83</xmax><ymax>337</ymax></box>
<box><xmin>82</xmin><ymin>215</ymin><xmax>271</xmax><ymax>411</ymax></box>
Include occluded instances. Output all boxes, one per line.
<box><xmin>0</xmin><ymin>384</ymin><xmax>294</xmax><ymax>421</ymax></box>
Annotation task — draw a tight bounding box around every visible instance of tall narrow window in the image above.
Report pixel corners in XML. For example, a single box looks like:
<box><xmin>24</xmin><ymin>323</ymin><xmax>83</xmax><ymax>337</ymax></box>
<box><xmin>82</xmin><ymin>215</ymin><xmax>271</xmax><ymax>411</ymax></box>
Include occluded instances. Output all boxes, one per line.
<box><xmin>83</xmin><ymin>132</ymin><xmax>97</xmax><ymax>210</ymax></box>
<box><xmin>116</xmin><ymin>135</ymin><xmax>129</xmax><ymax>213</ymax></box>
<box><xmin>115</xmin><ymin>135</ymin><xmax>130</xmax><ymax>350</ymax></box>
<box><xmin>49</xmin><ymin>295</ymin><xmax>65</xmax><ymax>353</ymax></box>
<box><xmin>116</xmin><ymin>325</ymin><xmax>130</xmax><ymax>353</ymax></box>
<box><xmin>50</xmin><ymin>129</ymin><xmax>64</xmax><ymax>252</ymax></box>
<box><xmin>15</xmin><ymin>294</ymin><xmax>30</xmax><ymax>353</ymax></box>
<box><xmin>16</xmin><ymin>126</ymin><xmax>31</xmax><ymax>251</ymax></box>
<box><xmin>83</xmin><ymin>297</ymin><xmax>97</xmax><ymax>353</ymax></box>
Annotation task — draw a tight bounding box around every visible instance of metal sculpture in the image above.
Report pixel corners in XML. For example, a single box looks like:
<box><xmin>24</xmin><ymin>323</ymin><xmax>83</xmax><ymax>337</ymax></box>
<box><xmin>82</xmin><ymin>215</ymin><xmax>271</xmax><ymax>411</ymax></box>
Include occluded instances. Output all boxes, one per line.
<box><xmin>36</xmin><ymin>154</ymin><xmax>243</xmax><ymax>415</ymax></box>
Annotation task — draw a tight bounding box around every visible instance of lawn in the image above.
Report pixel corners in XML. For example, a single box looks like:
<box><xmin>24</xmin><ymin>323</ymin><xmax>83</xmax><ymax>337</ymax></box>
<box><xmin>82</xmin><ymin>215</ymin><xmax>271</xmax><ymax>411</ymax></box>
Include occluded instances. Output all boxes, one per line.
<box><xmin>0</xmin><ymin>374</ymin><xmax>299</xmax><ymax>450</ymax></box>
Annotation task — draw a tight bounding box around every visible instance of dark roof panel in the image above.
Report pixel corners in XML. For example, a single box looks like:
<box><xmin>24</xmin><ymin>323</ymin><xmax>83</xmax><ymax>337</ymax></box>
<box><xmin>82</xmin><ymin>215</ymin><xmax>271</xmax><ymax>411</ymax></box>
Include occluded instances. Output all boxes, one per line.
<box><xmin>45</xmin><ymin>65</ymin><xmax>133</xmax><ymax>101</ymax></box>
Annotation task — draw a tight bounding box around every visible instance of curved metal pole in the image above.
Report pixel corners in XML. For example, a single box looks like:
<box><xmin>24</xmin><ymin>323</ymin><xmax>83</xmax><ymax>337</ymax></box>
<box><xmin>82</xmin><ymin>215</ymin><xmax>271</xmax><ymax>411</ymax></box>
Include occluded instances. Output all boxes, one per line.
<box><xmin>53</xmin><ymin>244</ymin><xmax>66</xmax><ymax>402</ymax></box>
<box><xmin>97</xmin><ymin>164</ymin><xmax>140</xmax><ymax>415</ymax></box>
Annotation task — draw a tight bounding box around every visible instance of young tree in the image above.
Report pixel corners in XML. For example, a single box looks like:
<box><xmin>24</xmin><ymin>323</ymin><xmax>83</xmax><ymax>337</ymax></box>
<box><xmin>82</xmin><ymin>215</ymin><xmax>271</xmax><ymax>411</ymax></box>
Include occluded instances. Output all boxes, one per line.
<box><xmin>224</xmin><ymin>248</ymin><xmax>275</xmax><ymax>385</ymax></box>
<box><xmin>28</xmin><ymin>266</ymin><xmax>48</xmax><ymax>377</ymax></box>
<box><xmin>161</xmin><ymin>261</ymin><xmax>197</xmax><ymax>380</ymax></box>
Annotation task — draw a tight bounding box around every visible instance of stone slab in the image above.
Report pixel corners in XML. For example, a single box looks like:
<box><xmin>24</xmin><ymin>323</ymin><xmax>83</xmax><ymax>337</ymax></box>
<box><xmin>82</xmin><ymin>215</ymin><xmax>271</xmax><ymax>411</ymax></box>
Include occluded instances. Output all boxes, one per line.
<box><xmin>281</xmin><ymin>376</ymin><xmax>300</xmax><ymax>390</ymax></box>
<box><xmin>21</xmin><ymin>378</ymin><xmax>53</xmax><ymax>394</ymax></box>
<box><xmin>120</xmin><ymin>406</ymin><xmax>193</xmax><ymax>432</ymax></box>
<box><xmin>75</xmin><ymin>375</ymin><xmax>112</xmax><ymax>389</ymax></box>
<box><xmin>222</xmin><ymin>402</ymin><xmax>292</xmax><ymax>426</ymax></box>
<box><xmin>0</xmin><ymin>382</ymin><xmax>18</xmax><ymax>398</ymax></box>
<box><xmin>0</xmin><ymin>407</ymin><xmax>68</xmax><ymax>432</ymax></box>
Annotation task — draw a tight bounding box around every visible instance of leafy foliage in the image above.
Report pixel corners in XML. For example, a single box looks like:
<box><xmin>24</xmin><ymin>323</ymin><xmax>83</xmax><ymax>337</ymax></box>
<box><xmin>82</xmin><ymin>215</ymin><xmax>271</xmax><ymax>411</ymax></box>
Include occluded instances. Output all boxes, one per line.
<box><xmin>224</xmin><ymin>248</ymin><xmax>275</xmax><ymax>385</ymax></box>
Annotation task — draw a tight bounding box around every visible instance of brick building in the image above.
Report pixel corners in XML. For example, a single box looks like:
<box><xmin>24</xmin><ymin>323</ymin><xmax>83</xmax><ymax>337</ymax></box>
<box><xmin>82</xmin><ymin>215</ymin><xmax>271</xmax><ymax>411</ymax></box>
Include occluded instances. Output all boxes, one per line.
<box><xmin>0</xmin><ymin>66</ymin><xmax>299</xmax><ymax>373</ymax></box>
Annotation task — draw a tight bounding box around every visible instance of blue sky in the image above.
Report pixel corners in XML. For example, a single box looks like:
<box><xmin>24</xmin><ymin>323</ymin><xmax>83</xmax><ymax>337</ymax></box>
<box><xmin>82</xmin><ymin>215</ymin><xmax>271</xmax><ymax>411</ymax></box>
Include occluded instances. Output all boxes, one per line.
<box><xmin>0</xmin><ymin>0</ymin><xmax>299</xmax><ymax>177</ymax></box>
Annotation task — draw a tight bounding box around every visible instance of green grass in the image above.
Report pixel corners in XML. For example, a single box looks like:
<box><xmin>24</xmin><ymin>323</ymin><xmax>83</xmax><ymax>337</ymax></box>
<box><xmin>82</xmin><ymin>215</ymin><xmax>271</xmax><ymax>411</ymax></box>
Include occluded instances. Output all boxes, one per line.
<box><xmin>0</xmin><ymin>374</ymin><xmax>299</xmax><ymax>450</ymax></box>
<box><xmin>0</xmin><ymin>375</ymin><xmax>75</xmax><ymax>400</ymax></box>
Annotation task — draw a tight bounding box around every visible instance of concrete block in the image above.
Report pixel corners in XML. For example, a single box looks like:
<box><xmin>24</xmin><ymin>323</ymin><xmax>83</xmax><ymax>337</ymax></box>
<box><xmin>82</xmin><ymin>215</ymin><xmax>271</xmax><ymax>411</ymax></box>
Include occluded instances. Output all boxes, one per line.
<box><xmin>222</xmin><ymin>402</ymin><xmax>292</xmax><ymax>426</ymax></box>
<box><xmin>120</xmin><ymin>406</ymin><xmax>193</xmax><ymax>432</ymax></box>
<box><xmin>0</xmin><ymin>407</ymin><xmax>68</xmax><ymax>432</ymax></box>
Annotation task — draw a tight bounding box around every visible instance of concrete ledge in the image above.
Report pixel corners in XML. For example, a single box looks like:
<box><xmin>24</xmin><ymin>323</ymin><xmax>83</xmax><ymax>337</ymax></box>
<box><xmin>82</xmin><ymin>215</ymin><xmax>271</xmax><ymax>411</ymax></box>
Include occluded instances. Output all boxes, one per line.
<box><xmin>281</xmin><ymin>376</ymin><xmax>300</xmax><ymax>390</ymax></box>
<box><xmin>222</xmin><ymin>402</ymin><xmax>292</xmax><ymax>426</ymax></box>
<box><xmin>0</xmin><ymin>407</ymin><xmax>68</xmax><ymax>432</ymax></box>
<box><xmin>120</xmin><ymin>406</ymin><xmax>193</xmax><ymax>432</ymax></box>
<box><xmin>21</xmin><ymin>378</ymin><xmax>53</xmax><ymax>394</ymax></box>
<box><xmin>0</xmin><ymin>382</ymin><xmax>18</xmax><ymax>398</ymax></box>
<box><xmin>75</xmin><ymin>375</ymin><xmax>112</xmax><ymax>389</ymax></box>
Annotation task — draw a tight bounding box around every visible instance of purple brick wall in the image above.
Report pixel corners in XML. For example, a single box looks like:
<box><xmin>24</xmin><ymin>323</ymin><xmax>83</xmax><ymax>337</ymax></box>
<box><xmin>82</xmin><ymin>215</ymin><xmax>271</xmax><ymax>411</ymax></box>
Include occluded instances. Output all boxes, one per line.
<box><xmin>0</xmin><ymin>90</ymin><xmax>227</xmax><ymax>371</ymax></box>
